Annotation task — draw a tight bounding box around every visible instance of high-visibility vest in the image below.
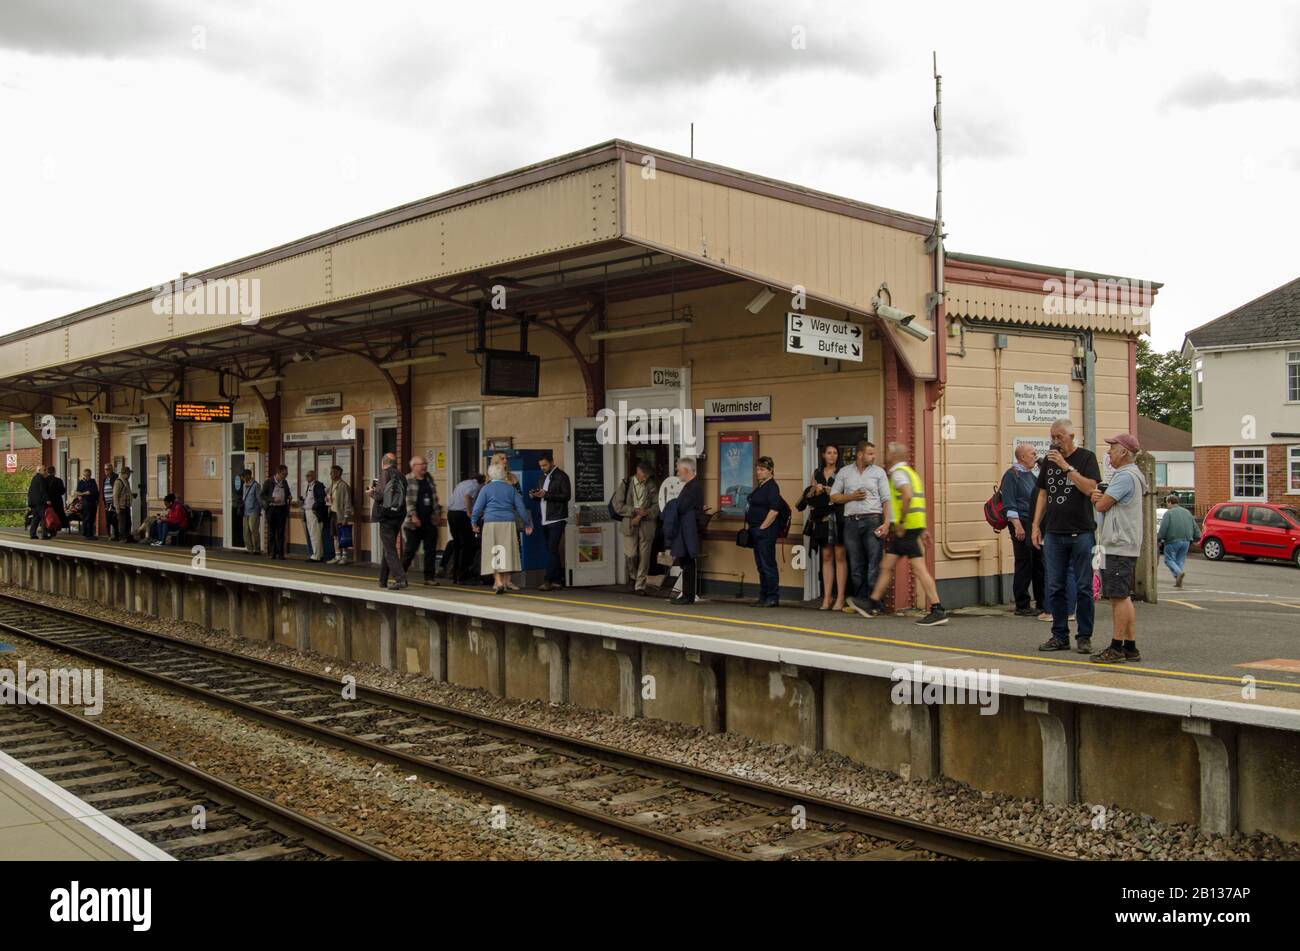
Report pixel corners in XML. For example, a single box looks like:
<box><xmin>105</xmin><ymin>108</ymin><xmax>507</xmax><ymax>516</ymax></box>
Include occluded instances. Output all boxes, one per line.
<box><xmin>888</xmin><ymin>463</ymin><xmax>926</xmax><ymax>530</ymax></box>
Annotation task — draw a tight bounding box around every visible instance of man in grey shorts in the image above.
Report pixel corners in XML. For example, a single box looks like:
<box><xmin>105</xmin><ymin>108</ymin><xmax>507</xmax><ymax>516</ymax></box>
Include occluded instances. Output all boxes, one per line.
<box><xmin>1089</xmin><ymin>433</ymin><xmax>1146</xmax><ymax>664</ymax></box>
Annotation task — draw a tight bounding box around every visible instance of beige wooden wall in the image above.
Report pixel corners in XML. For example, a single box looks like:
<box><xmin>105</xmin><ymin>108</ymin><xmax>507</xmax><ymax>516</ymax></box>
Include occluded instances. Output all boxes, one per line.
<box><xmin>931</xmin><ymin>324</ymin><xmax>1134</xmax><ymax>583</ymax></box>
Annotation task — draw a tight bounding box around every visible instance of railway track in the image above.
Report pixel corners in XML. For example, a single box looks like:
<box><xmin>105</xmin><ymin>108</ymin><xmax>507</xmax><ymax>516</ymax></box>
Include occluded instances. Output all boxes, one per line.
<box><xmin>0</xmin><ymin>691</ymin><xmax>398</xmax><ymax>861</ymax></box>
<box><xmin>0</xmin><ymin>592</ymin><xmax>1069</xmax><ymax>861</ymax></box>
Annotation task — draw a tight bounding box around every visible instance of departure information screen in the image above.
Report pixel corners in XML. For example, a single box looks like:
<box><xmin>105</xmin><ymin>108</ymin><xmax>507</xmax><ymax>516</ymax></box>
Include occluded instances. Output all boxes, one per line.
<box><xmin>172</xmin><ymin>401</ymin><xmax>234</xmax><ymax>423</ymax></box>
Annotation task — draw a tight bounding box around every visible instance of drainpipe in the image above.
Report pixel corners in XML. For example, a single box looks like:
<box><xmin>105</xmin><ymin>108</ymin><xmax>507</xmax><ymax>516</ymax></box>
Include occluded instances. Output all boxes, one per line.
<box><xmin>1082</xmin><ymin>331</ymin><xmax>1097</xmax><ymax>450</ymax></box>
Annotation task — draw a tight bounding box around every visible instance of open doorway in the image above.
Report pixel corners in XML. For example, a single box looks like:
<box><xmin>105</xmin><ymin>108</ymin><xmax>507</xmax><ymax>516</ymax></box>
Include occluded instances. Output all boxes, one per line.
<box><xmin>130</xmin><ymin>433</ymin><xmax>148</xmax><ymax>529</ymax></box>
<box><xmin>801</xmin><ymin>416</ymin><xmax>873</xmax><ymax>601</ymax></box>
<box><xmin>369</xmin><ymin>412</ymin><xmax>397</xmax><ymax>560</ymax></box>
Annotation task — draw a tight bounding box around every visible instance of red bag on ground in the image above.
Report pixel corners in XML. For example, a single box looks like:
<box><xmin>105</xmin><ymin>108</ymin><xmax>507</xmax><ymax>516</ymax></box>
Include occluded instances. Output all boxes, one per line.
<box><xmin>43</xmin><ymin>507</ymin><xmax>60</xmax><ymax>533</ymax></box>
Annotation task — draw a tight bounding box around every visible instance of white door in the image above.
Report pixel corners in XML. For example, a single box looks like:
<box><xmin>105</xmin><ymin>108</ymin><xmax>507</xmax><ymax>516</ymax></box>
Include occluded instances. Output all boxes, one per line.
<box><xmin>369</xmin><ymin>413</ymin><xmax>397</xmax><ymax>560</ymax></box>
<box><xmin>801</xmin><ymin>416</ymin><xmax>874</xmax><ymax>600</ymax></box>
<box><xmin>564</xmin><ymin>417</ymin><xmax>617</xmax><ymax>586</ymax></box>
<box><xmin>130</xmin><ymin>434</ymin><xmax>148</xmax><ymax>527</ymax></box>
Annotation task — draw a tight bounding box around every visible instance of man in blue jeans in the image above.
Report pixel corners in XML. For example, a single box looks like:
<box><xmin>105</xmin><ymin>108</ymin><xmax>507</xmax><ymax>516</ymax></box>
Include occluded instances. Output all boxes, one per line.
<box><xmin>1157</xmin><ymin>494</ymin><xmax>1199</xmax><ymax>588</ymax></box>
<box><xmin>1031</xmin><ymin>418</ymin><xmax>1102</xmax><ymax>653</ymax></box>
<box><xmin>830</xmin><ymin>440</ymin><xmax>892</xmax><ymax>610</ymax></box>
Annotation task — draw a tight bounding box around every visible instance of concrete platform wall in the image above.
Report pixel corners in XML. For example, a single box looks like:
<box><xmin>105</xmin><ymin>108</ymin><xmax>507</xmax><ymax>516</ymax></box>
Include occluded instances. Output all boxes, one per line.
<box><xmin>3</xmin><ymin>544</ymin><xmax>1298</xmax><ymax>845</ymax></box>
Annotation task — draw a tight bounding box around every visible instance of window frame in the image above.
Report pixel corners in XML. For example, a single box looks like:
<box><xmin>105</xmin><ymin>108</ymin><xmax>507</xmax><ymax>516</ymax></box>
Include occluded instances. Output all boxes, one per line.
<box><xmin>1288</xmin><ymin>350</ymin><xmax>1300</xmax><ymax>403</ymax></box>
<box><xmin>1193</xmin><ymin>356</ymin><xmax>1204</xmax><ymax>409</ymax></box>
<box><xmin>1288</xmin><ymin>445</ymin><xmax>1300</xmax><ymax>495</ymax></box>
<box><xmin>1230</xmin><ymin>446</ymin><xmax>1267</xmax><ymax>501</ymax></box>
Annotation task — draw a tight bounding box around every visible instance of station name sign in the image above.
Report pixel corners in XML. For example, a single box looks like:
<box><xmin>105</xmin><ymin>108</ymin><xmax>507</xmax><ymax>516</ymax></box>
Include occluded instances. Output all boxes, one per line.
<box><xmin>785</xmin><ymin>313</ymin><xmax>864</xmax><ymax>362</ymax></box>
<box><xmin>704</xmin><ymin>396</ymin><xmax>771</xmax><ymax>422</ymax></box>
<box><xmin>172</xmin><ymin>401</ymin><xmax>234</xmax><ymax>423</ymax></box>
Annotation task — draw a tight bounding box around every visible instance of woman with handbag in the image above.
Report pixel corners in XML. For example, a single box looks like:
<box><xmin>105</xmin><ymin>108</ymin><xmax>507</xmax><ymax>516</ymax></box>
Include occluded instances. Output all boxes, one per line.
<box><xmin>798</xmin><ymin>444</ymin><xmax>849</xmax><ymax>611</ymax></box>
<box><xmin>471</xmin><ymin>462</ymin><xmax>534</xmax><ymax>594</ymax></box>
<box><xmin>745</xmin><ymin>456</ymin><xmax>784</xmax><ymax>608</ymax></box>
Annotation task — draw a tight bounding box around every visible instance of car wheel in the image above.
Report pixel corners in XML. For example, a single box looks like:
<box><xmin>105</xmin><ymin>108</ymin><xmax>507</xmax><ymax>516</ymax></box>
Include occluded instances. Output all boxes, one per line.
<box><xmin>1293</xmin><ymin>547</ymin><xmax>1300</xmax><ymax>569</ymax></box>
<box><xmin>1202</xmin><ymin>537</ymin><xmax>1224</xmax><ymax>561</ymax></box>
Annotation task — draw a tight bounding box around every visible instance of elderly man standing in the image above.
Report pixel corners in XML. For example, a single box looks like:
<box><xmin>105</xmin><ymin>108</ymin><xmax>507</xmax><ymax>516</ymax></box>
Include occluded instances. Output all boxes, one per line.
<box><xmin>401</xmin><ymin>454</ymin><xmax>441</xmax><ymax>586</ymax></box>
<box><xmin>1031</xmin><ymin>418</ymin><xmax>1102</xmax><ymax>653</ymax></box>
<box><xmin>369</xmin><ymin>452</ymin><xmax>408</xmax><ymax>589</ymax></box>
<box><xmin>1090</xmin><ymin>434</ymin><xmax>1147</xmax><ymax>663</ymax></box>
<box><xmin>830</xmin><ymin>439</ymin><xmax>892</xmax><ymax>611</ymax></box>
<box><xmin>615</xmin><ymin>460</ymin><xmax>660</xmax><ymax>595</ymax></box>
<box><xmin>1000</xmin><ymin>442</ymin><xmax>1044</xmax><ymax>617</ymax></box>
<box><xmin>114</xmin><ymin>466</ymin><xmax>136</xmax><ymax>544</ymax></box>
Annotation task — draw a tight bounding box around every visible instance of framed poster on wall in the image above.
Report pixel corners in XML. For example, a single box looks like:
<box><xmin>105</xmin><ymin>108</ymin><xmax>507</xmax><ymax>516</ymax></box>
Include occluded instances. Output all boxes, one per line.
<box><xmin>717</xmin><ymin>431</ymin><xmax>758</xmax><ymax>519</ymax></box>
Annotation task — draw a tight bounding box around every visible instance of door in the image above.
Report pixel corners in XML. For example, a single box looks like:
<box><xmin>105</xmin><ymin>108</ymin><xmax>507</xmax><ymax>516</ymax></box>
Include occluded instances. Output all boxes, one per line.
<box><xmin>369</xmin><ymin>415</ymin><xmax>397</xmax><ymax>560</ymax></box>
<box><xmin>1245</xmin><ymin>506</ymin><xmax>1291</xmax><ymax>556</ymax></box>
<box><xmin>565</xmin><ymin>416</ymin><xmax>616</xmax><ymax>586</ymax></box>
<box><xmin>801</xmin><ymin>417</ymin><xmax>873</xmax><ymax>600</ymax></box>
<box><xmin>131</xmin><ymin>435</ymin><xmax>148</xmax><ymax>527</ymax></box>
<box><xmin>1211</xmin><ymin>504</ymin><xmax>1245</xmax><ymax>555</ymax></box>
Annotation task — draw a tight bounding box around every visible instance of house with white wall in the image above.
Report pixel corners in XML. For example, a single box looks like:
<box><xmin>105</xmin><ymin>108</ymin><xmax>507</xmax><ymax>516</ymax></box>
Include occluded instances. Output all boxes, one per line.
<box><xmin>1182</xmin><ymin>276</ymin><xmax>1300</xmax><ymax>510</ymax></box>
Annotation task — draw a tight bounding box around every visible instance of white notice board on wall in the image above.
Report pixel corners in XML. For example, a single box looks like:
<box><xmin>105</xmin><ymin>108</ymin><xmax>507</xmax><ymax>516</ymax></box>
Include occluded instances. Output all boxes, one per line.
<box><xmin>1013</xmin><ymin>383</ymin><xmax>1070</xmax><ymax>423</ymax></box>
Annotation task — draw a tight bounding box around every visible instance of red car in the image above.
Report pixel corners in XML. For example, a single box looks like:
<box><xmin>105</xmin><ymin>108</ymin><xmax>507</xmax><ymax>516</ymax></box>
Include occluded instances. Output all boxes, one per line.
<box><xmin>1198</xmin><ymin>501</ymin><xmax>1300</xmax><ymax>568</ymax></box>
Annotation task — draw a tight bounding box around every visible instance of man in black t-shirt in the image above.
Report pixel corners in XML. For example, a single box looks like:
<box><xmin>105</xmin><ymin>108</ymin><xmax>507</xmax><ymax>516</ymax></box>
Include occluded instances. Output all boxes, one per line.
<box><xmin>1031</xmin><ymin>418</ymin><xmax>1101</xmax><ymax>653</ymax></box>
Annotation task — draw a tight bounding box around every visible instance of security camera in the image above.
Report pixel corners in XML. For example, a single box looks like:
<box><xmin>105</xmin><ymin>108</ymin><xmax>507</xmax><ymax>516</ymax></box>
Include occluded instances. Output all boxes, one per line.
<box><xmin>871</xmin><ymin>297</ymin><xmax>934</xmax><ymax>342</ymax></box>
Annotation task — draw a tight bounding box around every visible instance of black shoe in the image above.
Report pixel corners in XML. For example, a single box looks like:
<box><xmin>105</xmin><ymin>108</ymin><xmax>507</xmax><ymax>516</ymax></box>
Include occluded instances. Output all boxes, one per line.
<box><xmin>915</xmin><ymin>607</ymin><xmax>948</xmax><ymax>626</ymax></box>
<box><xmin>1013</xmin><ymin>607</ymin><xmax>1038</xmax><ymax>617</ymax></box>
<box><xmin>392</xmin><ymin>581</ymin><xmax>409</xmax><ymax>590</ymax></box>
<box><xmin>1039</xmin><ymin>638</ymin><xmax>1070</xmax><ymax>651</ymax></box>
<box><xmin>1075</xmin><ymin>638</ymin><xmax>1093</xmax><ymax>654</ymax></box>
<box><xmin>848</xmin><ymin>597</ymin><xmax>879</xmax><ymax>618</ymax></box>
<box><xmin>1124</xmin><ymin>646</ymin><xmax>1142</xmax><ymax>662</ymax></box>
<box><xmin>761</xmin><ymin>601</ymin><xmax>779</xmax><ymax>608</ymax></box>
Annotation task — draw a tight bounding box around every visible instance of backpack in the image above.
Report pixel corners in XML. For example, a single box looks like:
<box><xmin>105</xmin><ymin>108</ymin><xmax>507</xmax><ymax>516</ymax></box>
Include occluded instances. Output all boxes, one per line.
<box><xmin>608</xmin><ymin>476</ymin><xmax>628</xmax><ymax>522</ymax></box>
<box><xmin>983</xmin><ymin>485</ymin><xmax>1008</xmax><ymax>532</ymax></box>
<box><xmin>382</xmin><ymin>473</ymin><xmax>404</xmax><ymax>513</ymax></box>
<box><xmin>775</xmin><ymin>495</ymin><xmax>792</xmax><ymax>538</ymax></box>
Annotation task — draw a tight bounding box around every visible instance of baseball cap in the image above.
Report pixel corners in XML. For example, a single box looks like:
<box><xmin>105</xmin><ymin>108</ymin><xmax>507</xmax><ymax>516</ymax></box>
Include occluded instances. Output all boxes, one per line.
<box><xmin>1105</xmin><ymin>433</ymin><xmax>1141</xmax><ymax>453</ymax></box>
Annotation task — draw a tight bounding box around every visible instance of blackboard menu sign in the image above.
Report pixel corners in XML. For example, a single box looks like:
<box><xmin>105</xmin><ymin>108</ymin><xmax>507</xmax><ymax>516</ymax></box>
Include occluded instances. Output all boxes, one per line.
<box><xmin>573</xmin><ymin>428</ymin><xmax>605</xmax><ymax>503</ymax></box>
<box><xmin>481</xmin><ymin>349</ymin><xmax>540</xmax><ymax>398</ymax></box>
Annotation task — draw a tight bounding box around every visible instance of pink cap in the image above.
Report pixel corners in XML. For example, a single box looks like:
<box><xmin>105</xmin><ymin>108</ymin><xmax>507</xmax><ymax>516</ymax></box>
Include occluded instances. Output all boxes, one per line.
<box><xmin>1105</xmin><ymin>433</ymin><xmax>1141</xmax><ymax>453</ymax></box>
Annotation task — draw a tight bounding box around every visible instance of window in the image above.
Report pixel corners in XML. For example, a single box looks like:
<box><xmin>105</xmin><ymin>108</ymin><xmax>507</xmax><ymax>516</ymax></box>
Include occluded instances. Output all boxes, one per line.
<box><xmin>1193</xmin><ymin>357</ymin><xmax>1204</xmax><ymax>408</ymax></box>
<box><xmin>1155</xmin><ymin>462</ymin><xmax>1168</xmax><ymax>485</ymax></box>
<box><xmin>1289</xmin><ymin>446</ymin><xmax>1300</xmax><ymax>494</ymax></box>
<box><xmin>1247</xmin><ymin>506</ymin><xmax>1288</xmax><ymax>529</ymax></box>
<box><xmin>1289</xmin><ymin>351</ymin><xmax>1300</xmax><ymax>402</ymax></box>
<box><xmin>1215</xmin><ymin>504</ymin><xmax>1243</xmax><ymax>522</ymax></box>
<box><xmin>1231</xmin><ymin>447</ymin><xmax>1266</xmax><ymax>500</ymax></box>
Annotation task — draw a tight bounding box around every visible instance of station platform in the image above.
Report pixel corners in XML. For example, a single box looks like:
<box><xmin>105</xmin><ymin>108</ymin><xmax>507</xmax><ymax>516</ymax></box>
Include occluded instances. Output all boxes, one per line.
<box><xmin>8</xmin><ymin>529</ymin><xmax>1299</xmax><ymax>705</ymax></box>
<box><xmin>3</xmin><ymin>529</ymin><xmax>1299</xmax><ymax>843</ymax></box>
<box><xmin>0</xmin><ymin>748</ymin><xmax>172</xmax><ymax>861</ymax></box>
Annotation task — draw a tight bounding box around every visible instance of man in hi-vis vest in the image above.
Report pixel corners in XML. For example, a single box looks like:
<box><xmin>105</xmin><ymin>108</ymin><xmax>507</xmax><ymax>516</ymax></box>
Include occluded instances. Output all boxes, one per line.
<box><xmin>850</xmin><ymin>441</ymin><xmax>947</xmax><ymax>626</ymax></box>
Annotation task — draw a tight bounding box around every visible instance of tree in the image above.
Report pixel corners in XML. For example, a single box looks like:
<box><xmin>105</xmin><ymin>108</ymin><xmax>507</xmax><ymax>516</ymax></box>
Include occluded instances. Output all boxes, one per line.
<box><xmin>1135</xmin><ymin>338</ymin><xmax>1191</xmax><ymax>431</ymax></box>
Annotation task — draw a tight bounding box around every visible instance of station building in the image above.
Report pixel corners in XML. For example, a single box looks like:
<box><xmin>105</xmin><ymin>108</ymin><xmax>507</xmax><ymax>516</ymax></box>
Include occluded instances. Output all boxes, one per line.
<box><xmin>0</xmin><ymin>140</ymin><xmax>1157</xmax><ymax>608</ymax></box>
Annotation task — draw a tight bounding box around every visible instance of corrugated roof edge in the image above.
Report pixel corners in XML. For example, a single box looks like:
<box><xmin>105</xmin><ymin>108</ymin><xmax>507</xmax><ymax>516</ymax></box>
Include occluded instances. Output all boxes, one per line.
<box><xmin>947</xmin><ymin>251</ymin><xmax>1162</xmax><ymax>289</ymax></box>
<box><xmin>1183</xmin><ymin>274</ymin><xmax>1300</xmax><ymax>348</ymax></box>
<box><xmin>0</xmin><ymin>138</ymin><xmax>935</xmax><ymax>347</ymax></box>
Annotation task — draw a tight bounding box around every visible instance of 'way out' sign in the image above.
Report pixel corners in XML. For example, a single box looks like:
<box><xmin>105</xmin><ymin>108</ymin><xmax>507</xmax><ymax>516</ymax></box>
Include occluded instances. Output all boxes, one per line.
<box><xmin>785</xmin><ymin>313</ymin><xmax>863</xmax><ymax>362</ymax></box>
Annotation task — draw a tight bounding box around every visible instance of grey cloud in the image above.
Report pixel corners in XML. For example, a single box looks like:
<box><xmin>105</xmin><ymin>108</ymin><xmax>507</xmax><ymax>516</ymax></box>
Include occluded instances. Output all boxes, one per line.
<box><xmin>0</xmin><ymin>0</ymin><xmax>190</xmax><ymax>57</ymax></box>
<box><xmin>0</xmin><ymin>268</ymin><xmax>114</xmax><ymax>293</ymax></box>
<box><xmin>584</xmin><ymin>0</ymin><xmax>887</xmax><ymax>87</ymax></box>
<box><xmin>1161</xmin><ymin>71</ymin><xmax>1298</xmax><ymax>110</ymax></box>
<box><xmin>822</xmin><ymin>110</ymin><xmax>1020</xmax><ymax>174</ymax></box>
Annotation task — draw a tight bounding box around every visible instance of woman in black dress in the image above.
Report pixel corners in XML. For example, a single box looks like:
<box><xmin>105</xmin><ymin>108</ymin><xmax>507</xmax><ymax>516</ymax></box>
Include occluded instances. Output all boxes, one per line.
<box><xmin>797</xmin><ymin>444</ymin><xmax>848</xmax><ymax>611</ymax></box>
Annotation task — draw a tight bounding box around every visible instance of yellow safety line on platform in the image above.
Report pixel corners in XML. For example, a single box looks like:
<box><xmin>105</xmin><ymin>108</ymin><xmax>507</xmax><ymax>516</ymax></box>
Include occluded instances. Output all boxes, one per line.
<box><xmin>1165</xmin><ymin>599</ymin><xmax>1204</xmax><ymax>610</ymax></box>
<box><xmin>19</xmin><ymin>539</ymin><xmax>1300</xmax><ymax>692</ymax></box>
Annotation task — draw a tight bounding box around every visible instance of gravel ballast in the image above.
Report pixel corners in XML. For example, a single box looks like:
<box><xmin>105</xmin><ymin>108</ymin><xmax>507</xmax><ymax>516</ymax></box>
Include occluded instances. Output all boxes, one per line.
<box><xmin>3</xmin><ymin>582</ymin><xmax>1296</xmax><ymax>861</ymax></box>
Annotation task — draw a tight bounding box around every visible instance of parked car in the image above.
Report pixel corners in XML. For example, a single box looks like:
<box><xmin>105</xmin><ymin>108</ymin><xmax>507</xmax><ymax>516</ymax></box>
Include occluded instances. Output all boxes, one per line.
<box><xmin>1198</xmin><ymin>502</ymin><xmax>1300</xmax><ymax>568</ymax></box>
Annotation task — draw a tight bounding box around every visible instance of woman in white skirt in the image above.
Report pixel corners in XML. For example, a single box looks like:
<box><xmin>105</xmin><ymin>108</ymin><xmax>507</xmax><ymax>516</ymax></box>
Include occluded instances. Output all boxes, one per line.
<box><xmin>471</xmin><ymin>463</ymin><xmax>534</xmax><ymax>593</ymax></box>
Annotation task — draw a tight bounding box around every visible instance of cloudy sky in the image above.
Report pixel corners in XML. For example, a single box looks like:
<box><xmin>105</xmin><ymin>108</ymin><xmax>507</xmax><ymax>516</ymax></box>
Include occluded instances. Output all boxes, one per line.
<box><xmin>1</xmin><ymin>0</ymin><xmax>1297</xmax><ymax>351</ymax></box>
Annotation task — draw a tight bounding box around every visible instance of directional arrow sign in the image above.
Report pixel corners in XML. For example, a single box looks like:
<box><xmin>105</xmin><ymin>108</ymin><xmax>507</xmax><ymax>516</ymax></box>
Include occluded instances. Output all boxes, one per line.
<box><xmin>785</xmin><ymin>312</ymin><xmax>864</xmax><ymax>363</ymax></box>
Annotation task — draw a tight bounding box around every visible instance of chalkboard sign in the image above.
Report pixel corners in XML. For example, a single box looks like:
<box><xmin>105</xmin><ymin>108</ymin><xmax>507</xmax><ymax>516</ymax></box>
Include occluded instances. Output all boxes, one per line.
<box><xmin>573</xmin><ymin>428</ymin><xmax>605</xmax><ymax>503</ymax></box>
